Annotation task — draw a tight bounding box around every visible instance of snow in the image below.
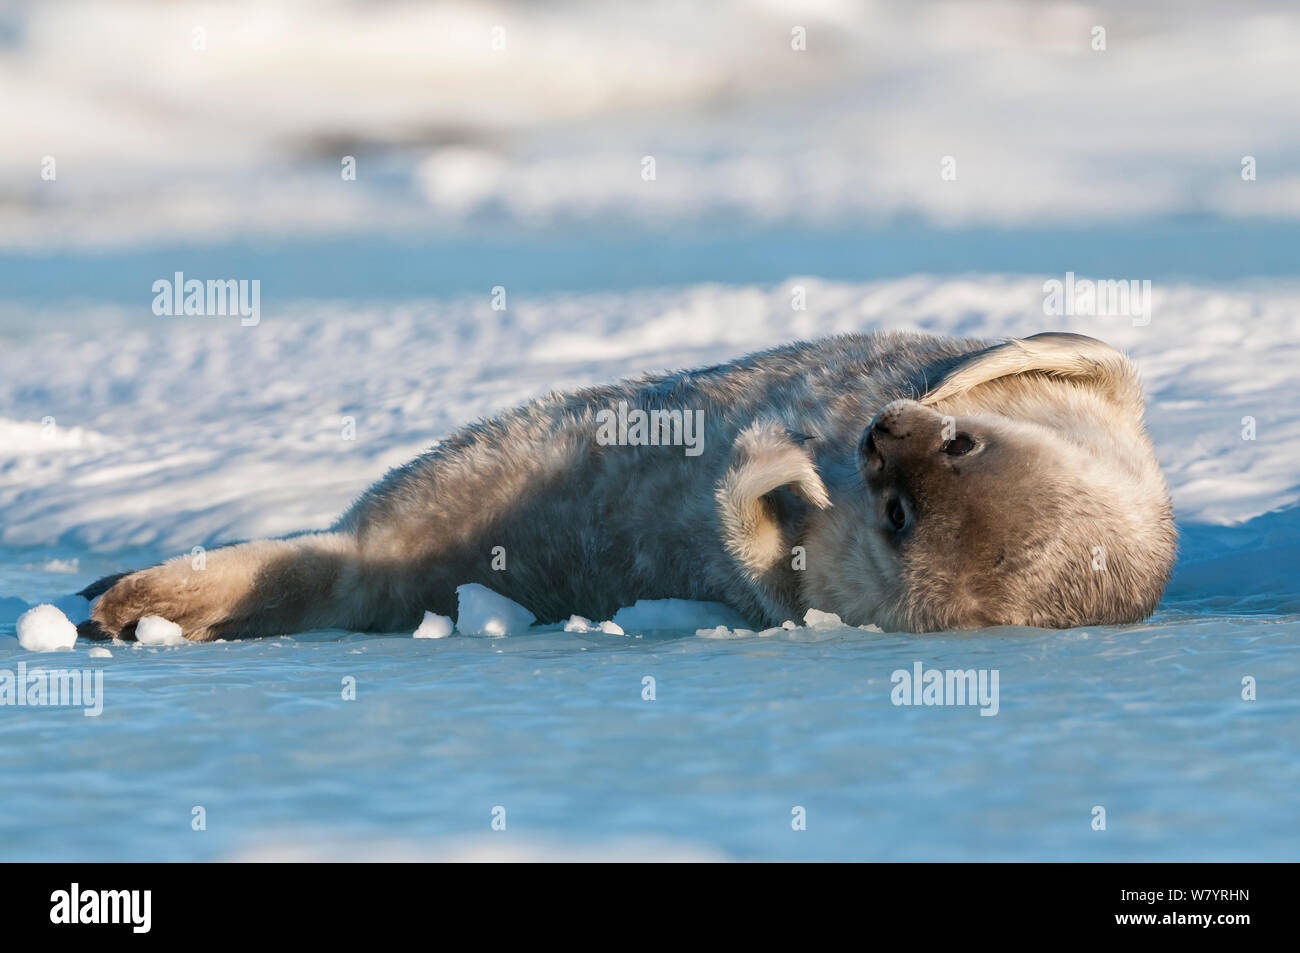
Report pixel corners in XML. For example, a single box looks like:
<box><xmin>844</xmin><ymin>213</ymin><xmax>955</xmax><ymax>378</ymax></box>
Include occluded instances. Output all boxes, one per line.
<box><xmin>413</xmin><ymin>611</ymin><xmax>454</xmax><ymax>640</ymax></box>
<box><xmin>134</xmin><ymin>615</ymin><xmax>185</xmax><ymax>646</ymax></box>
<box><xmin>87</xmin><ymin>646</ymin><xmax>112</xmax><ymax>659</ymax></box>
<box><xmin>15</xmin><ymin>604</ymin><xmax>78</xmax><ymax>652</ymax></box>
<box><xmin>454</xmin><ymin>584</ymin><xmax>536</xmax><ymax>638</ymax></box>
<box><xmin>695</xmin><ymin>625</ymin><xmax>757</xmax><ymax>640</ymax></box>
<box><xmin>562</xmin><ymin>615</ymin><xmax>624</xmax><ymax>635</ymax></box>
<box><xmin>6</xmin><ymin>2</ymin><xmax>1300</xmax><ymax>247</ymax></box>
<box><xmin>803</xmin><ymin>609</ymin><xmax>844</xmax><ymax>628</ymax></box>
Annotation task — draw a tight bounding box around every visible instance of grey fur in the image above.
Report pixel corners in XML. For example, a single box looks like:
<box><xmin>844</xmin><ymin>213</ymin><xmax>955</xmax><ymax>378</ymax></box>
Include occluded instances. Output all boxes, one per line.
<box><xmin>81</xmin><ymin>331</ymin><xmax>1176</xmax><ymax>641</ymax></box>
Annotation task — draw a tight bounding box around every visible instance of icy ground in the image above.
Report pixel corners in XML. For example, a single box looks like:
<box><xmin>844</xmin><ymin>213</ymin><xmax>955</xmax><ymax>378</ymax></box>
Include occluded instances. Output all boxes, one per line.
<box><xmin>1</xmin><ymin>275</ymin><xmax>1298</xmax><ymax>860</ymax></box>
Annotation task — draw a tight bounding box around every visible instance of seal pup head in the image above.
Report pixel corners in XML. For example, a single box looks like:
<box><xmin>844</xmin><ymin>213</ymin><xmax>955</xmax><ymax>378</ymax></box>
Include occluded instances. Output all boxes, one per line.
<box><xmin>803</xmin><ymin>332</ymin><xmax>1177</xmax><ymax>631</ymax></box>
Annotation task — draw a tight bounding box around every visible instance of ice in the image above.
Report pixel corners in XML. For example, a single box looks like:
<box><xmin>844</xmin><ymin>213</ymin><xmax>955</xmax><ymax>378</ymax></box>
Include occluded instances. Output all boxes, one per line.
<box><xmin>134</xmin><ymin>616</ymin><xmax>185</xmax><ymax>646</ymax></box>
<box><xmin>455</xmin><ymin>584</ymin><xmax>536</xmax><ymax>638</ymax></box>
<box><xmin>88</xmin><ymin>646</ymin><xmax>112</xmax><ymax>659</ymax></box>
<box><xmin>15</xmin><ymin>604</ymin><xmax>78</xmax><ymax>652</ymax></box>
<box><xmin>612</xmin><ymin>599</ymin><xmax>752</xmax><ymax>633</ymax></box>
<box><xmin>413</xmin><ymin>611</ymin><xmax>454</xmax><ymax>640</ymax></box>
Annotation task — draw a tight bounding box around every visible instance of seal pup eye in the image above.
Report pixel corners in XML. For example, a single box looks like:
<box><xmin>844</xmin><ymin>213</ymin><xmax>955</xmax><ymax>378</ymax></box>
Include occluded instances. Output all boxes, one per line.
<box><xmin>942</xmin><ymin>434</ymin><xmax>975</xmax><ymax>456</ymax></box>
<box><xmin>885</xmin><ymin>495</ymin><xmax>907</xmax><ymax>532</ymax></box>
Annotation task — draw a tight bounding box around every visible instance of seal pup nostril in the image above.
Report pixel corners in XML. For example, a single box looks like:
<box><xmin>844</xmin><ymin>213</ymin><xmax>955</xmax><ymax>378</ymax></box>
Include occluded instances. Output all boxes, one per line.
<box><xmin>859</xmin><ymin>427</ymin><xmax>885</xmax><ymax>472</ymax></box>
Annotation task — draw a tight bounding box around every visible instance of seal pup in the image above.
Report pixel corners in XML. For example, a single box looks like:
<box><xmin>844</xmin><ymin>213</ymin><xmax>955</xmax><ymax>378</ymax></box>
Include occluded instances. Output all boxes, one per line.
<box><xmin>79</xmin><ymin>331</ymin><xmax>1176</xmax><ymax>639</ymax></box>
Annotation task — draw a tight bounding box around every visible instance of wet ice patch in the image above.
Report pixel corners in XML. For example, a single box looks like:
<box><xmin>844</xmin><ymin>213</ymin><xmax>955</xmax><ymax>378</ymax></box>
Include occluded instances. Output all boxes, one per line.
<box><xmin>455</xmin><ymin>584</ymin><xmax>536</xmax><ymax>638</ymax></box>
<box><xmin>16</xmin><ymin>604</ymin><xmax>78</xmax><ymax>651</ymax></box>
<box><xmin>135</xmin><ymin>615</ymin><xmax>185</xmax><ymax>646</ymax></box>
<box><xmin>413</xmin><ymin>611</ymin><xmax>454</xmax><ymax>639</ymax></box>
<box><xmin>612</xmin><ymin>599</ymin><xmax>750</xmax><ymax>632</ymax></box>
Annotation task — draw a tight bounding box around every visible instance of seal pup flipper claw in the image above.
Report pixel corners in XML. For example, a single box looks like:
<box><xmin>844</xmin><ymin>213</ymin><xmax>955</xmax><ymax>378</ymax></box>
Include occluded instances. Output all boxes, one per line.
<box><xmin>81</xmin><ymin>533</ymin><xmax>368</xmax><ymax>642</ymax></box>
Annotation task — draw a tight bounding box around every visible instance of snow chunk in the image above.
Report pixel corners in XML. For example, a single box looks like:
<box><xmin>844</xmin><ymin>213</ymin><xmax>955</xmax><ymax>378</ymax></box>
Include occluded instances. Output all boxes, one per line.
<box><xmin>696</xmin><ymin>625</ymin><xmax>757</xmax><ymax>640</ymax></box>
<box><xmin>612</xmin><ymin>599</ymin><xmax>751</xmax><ymax>632</ymax></box>
<box><xmin>696</xmin><ymin>625</ymin><xmax>732</xmax><ymax>639</ymax></box>
<box><xmin>803</xmin><ymin>608</ymin><xmax>845</xmax><ymax>629</ymax></box>
<box><xmin>455</xmin><ymin>584</ymin><xmax>536</xmax><ymax>637</ymax></box>
<box><xmin>16</xmin><ymin>604</ymin><xmax>78</xmax><ymax>651</ymax></box>
<box><xmin>88</xmin><ymin>646</ymin><xmax>112</xmax><ymax>658</ymax></box>
<box><xmin>136</xmin><ymin>615</ymin><xmax>185</xmax><ymax>645</ymax></box>
<box><xmin>563</xmin><ymin>615</ymin><xmax>624</xmax><ymax>635</ymax></box>
<box><xmin>413</xmin><ymin>611</ymin><xmax>454</xmax><ymax>639</ymax></box>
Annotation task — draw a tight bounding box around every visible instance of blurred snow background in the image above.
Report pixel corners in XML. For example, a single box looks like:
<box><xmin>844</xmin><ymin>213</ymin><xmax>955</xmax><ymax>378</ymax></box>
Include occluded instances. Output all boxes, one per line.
<box><xmin>3</xmin><ymin>0</ymin><xmax>1300</xmax><ymax>245</ymax></box>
